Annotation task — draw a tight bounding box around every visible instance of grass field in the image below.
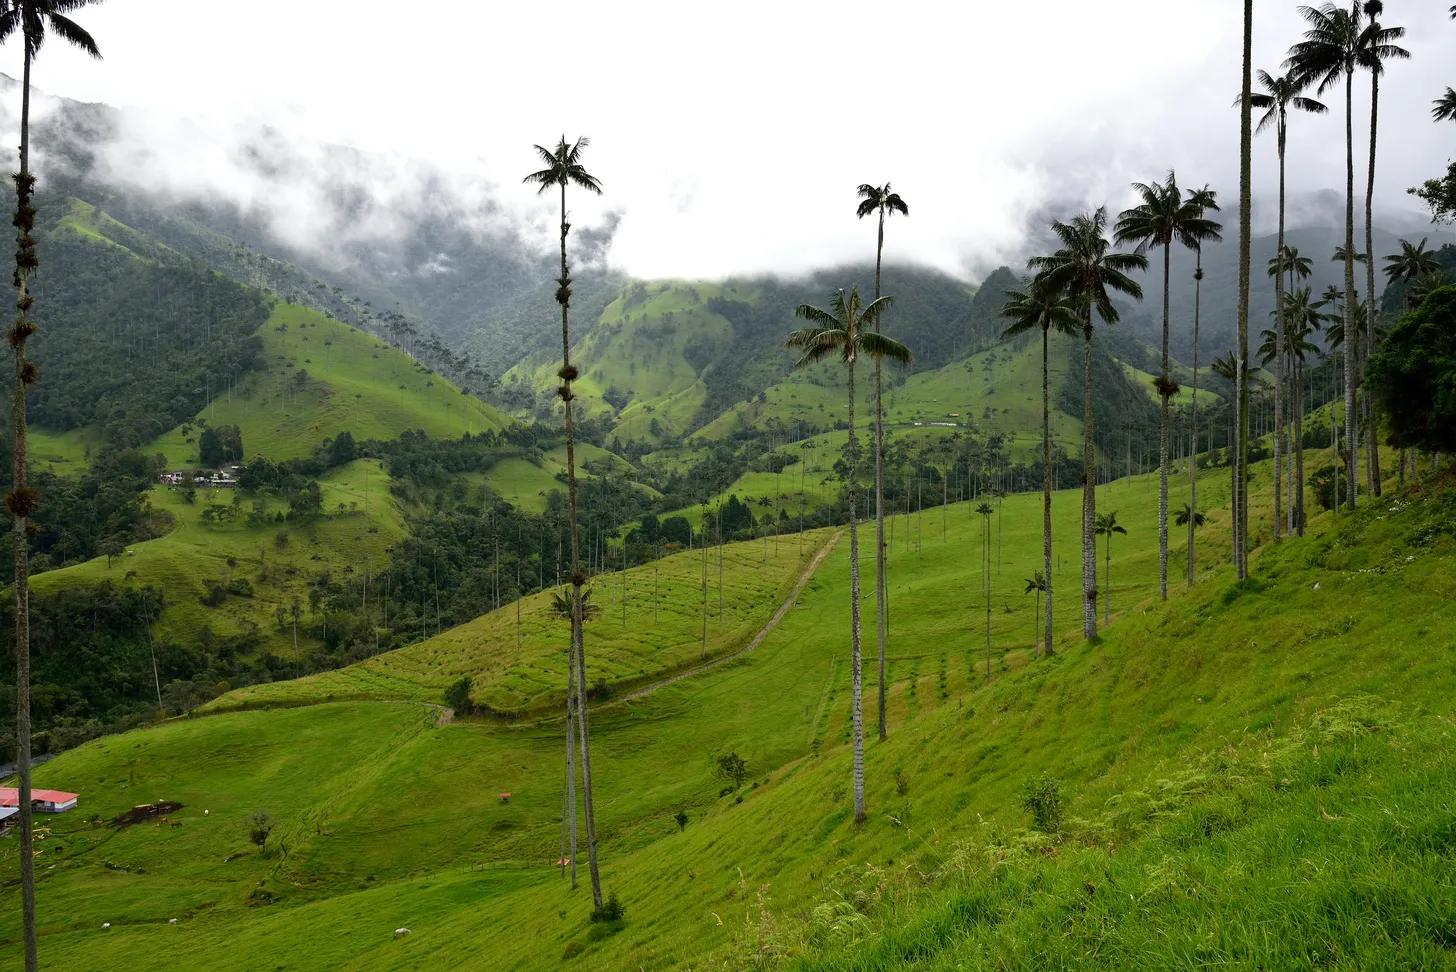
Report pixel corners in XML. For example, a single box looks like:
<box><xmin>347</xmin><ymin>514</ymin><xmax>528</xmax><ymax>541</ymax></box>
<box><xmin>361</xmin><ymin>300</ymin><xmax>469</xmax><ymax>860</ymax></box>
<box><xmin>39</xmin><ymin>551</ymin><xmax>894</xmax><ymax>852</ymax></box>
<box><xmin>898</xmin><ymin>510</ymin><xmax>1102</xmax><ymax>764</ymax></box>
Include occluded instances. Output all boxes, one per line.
<box><xmin>27</xmin><ymin>426</ymin><xmax>99</xmax><ymax>477</ymax></box>
<box><xmin>208</xmin><ymin>526</ymin><xmax>833</xmax><ymax>715</ymax></box>
<box><xmin>5</xmin><ymin>444</ymin><xmax>1451</xmax><ymax>970</ymax></box>
<box><xmin>149</xmin><ymin>303</ymin><xmax>509</xmax><ymax>466</ymax></box>
<box><xmin>31</xmin><ymin>459</ymin><xmax>404</xmax><ymax>654</ymax></box>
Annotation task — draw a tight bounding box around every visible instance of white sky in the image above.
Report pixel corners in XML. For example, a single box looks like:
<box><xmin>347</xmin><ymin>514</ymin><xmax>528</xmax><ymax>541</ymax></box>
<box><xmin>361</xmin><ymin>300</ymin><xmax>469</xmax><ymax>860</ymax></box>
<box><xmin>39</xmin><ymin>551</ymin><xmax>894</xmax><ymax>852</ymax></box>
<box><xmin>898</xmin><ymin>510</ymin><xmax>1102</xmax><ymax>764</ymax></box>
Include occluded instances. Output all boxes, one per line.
<box><xmin>3</xmin><ymin>0</ymin><xmax>1453</xmax><ymax>281</ymax></box>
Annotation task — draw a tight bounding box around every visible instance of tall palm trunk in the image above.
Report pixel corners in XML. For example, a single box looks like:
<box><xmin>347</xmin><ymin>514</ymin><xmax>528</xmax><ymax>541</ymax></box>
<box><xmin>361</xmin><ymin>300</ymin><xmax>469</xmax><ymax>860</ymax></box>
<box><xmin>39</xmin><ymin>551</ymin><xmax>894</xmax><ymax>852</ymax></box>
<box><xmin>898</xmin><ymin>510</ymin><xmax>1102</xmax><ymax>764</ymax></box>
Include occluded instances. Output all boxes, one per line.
<box><xmin>561</xmin><ymin>647</ymin><xmax>577</xmax><ymax>886</ymax></box>
<box><xmin>1364</xmin><ymin>66</ymin><xmax>1381</xmax><ymax>498</ymax></box>
<box><xmin>1041</xmin><ymin>327</ymin><xmax>1054</xmax><ymax>655</ymax></box>
<box><xmin>1341</xmin><ymin>66</ymin><xmax>1358</xmax><ymax>511</ymax></box>
<box><xmin>1236</xmin><ymin>0</ymin><xmax>1253</xmax><ymax>579</ymax></box>
<box><xmin>556</xmin><ymin>182</ymin><xmax>603</xmax><ymax>909</ymax></box>
<box><xmin>1188</xmin><ymin>253</ymin><xmax>1203</xmax><ymax>586</ymax></box>
<box><xmin>846</xmin><ymin>352</ymin><xmax>866</xmax><ymax>823</ymax></box>
<box><xmin>1273</xmin><ymin>120</ymin><xmax>1288</xmax><ymax>542</ymax></box>
<box><xmin>12</xmin><ymin>44</ymin><xmax>39</xmax><ymax>972</ymax></box>
<box><xmin>1158</xmin><ymin>244</ymin><xmax>1170</xmax><ymax>600</ymax></box>
<box><xmin>1081</xmin><ymin>317</ymin><xmax>1097</xmax><ymax>639</ymax></box>
<box><xmin>1295</xmin><ymin>356</ymin><xmax>1306</xmax><ymax>534</ymax></box>
<box><xmin>872</xmin><ymin>211</ymin><xmax>888</xmax><ymax>742</ymax></box>
<box><xmin>1104</xmin><ymin>535</ymin><xmax>1112</xmax><ymax>626</ymax></box>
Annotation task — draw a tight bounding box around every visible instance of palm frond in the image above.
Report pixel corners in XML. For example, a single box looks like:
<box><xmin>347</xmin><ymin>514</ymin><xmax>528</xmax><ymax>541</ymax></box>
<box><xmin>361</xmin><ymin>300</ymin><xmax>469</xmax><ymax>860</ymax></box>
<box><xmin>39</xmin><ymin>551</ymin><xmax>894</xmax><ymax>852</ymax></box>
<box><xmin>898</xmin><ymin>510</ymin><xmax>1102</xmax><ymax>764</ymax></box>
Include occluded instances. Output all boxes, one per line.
<box><xmin>44</xmin><ymin>11</ymin><xmax>98</xmax><ymax>58</ymax></box>
<box><xmin>857</xmin><ymin>331</ymin><xmax>913</xmax><ymax>366</ymax></box>
<box><xmin>1434</xmin><ymin>88</ymin><xmax>1456</xmax><ymax>123</ymax></box>
<box><xmin>792</xmin><ymin>303</ymin><xmax>842</xmax><ymax>330</ymax></box>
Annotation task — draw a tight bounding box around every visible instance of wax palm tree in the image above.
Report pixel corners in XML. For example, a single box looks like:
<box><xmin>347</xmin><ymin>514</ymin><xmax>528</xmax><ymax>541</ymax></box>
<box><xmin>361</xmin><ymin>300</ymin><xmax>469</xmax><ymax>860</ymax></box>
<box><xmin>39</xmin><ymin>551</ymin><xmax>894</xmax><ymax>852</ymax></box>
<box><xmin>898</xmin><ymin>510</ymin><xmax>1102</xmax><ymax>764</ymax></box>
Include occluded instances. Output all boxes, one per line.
<box><xmin>787</xmin><ymin>288</ymin><xmax>910</xmax><ymax>823</ymax></box>
<box><xmin>1094</xmin><ymin>511</ymin><xmax>1127</xmax><ymax>627</ymax></box>
<box><xmin>523</xmin><ymin>135</ymin><xmax>607</xmax><ymax>908</ymax></box>
<box><xmin>1384</xmin><ymin>237</ymin><xmax>1442</xmax><ymax>306</ymax></box>
<box><xmin>1185</xmin><ymin>185</ymin><xmax>1220</xmax><ymax>588</ymax></box>
<box><xmin>1028</xmin><ymin>209</ymin><xmax>1146</xmax><ymax>638</ymax></box>
<box><xmin>1115</xmin><ymin>173</ymin><xmax>1220</xmax><ymax>600</ymax></box>
<box><xmin>1407</xmin><ymin>270</ymin><xmax>1447</xmax><ymax>307</ymax></box>
<box><xmin>550</xmin><ymin>584</ymin><xmax>599</xmax><ymax>887</ymax></box>
<box><xmin>1268</xmin><ymin>245</ymin><xmax>1316</xmax><ymax>286</ymax></box>
<box><xmin>1211</xmin><ymin>351</ymin><xmax>1241</xmax><ymax>560</ymax></box>
<box><xmin>1002</xmin><ymin>276</ymin><xmax>1079</xmax><ymax>655</ymax></box>
<box><xmin>0</xmin><ymin>4</ymin><xmax>100</xmax><ymax>968</ymax></box>
<box><xmin>1288</xmin><ymin>1</ymin><xmax>1368</xmax><ymax>511</ymax></box>
<box><xmin>855</xmin><ymin>182</ymin><xmax>908</xmax><ymax>741</ymax></box>
<box><xmin>977</xmin><ymin>500</ymin><xmax>995</xmax><ymax>679</ymax></box>
<box><xmin>1358</xmin><ymin>2</ymin><xmax>1408</xmax><ymax>499</ymax></box>
<box><xmin>1023</xmin><ymin>571</ymin><xmax>1047</xmax><ymax>657</ymax></box>
<box><xmin>1435</xmin><ymin>89</ymin><xmax>1456</xmax><ymax>123</ymax></box>
<box><xmin>1234</xmin><ymin>0</ymin><xmax>1254</xmax><ymax>579</ymax></box>
<box><xmin>1248</xmin><ymin>70</ymin><xmax>1327</xmax><ymax>541</ymax></box>
<box><xmin>1175</xmin><ymin>504</ymin><xmax>1207</xmax><ymax>529</ymax></box>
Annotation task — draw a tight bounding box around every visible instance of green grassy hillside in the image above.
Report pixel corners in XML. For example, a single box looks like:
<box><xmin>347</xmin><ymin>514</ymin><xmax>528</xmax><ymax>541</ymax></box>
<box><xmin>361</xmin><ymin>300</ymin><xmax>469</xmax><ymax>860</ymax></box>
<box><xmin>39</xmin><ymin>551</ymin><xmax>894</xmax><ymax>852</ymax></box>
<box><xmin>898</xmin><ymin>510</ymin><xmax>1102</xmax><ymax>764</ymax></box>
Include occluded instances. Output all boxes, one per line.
<box><xmin>507</xmin><ymin>282</ymin><xmax>751</xmax><ymax>441</ymax></box>
<box><xmin>31</xmin><ymin>459</ymin><xmax>403</xmax><ymax>654</ymax></box>
<box><xmin>149</xmin><ymin>303</ymin><xmax>510</xmax><ymax>466</ymax></box>
<box><xmin>5</xmin><ymin>441</ymin><xmax>1448</xmax><ymax>970</ymax></box>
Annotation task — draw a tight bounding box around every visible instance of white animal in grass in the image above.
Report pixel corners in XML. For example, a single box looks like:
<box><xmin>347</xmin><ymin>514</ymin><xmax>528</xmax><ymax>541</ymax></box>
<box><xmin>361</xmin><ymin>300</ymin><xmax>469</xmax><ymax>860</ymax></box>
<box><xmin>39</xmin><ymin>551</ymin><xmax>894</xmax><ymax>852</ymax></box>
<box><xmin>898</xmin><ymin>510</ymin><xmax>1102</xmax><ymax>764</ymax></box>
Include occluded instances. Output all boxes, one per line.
<box><xmin>394</xmin><ymin>928</ymin><xmax>411</xmax><ymax>938</ymax></box>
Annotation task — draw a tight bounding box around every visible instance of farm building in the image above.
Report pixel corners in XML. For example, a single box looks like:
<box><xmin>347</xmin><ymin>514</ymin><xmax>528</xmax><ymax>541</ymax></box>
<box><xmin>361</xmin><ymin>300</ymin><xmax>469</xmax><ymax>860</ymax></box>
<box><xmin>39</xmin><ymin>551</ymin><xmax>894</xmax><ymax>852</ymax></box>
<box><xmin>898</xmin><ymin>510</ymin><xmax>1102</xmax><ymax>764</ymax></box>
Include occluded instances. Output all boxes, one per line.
<box><xmin>0</xmin><ymin>787</ymin><xmax>79</xmax><ymax>813</ymax></box>
<box><xmin>0</xmin><ymin>805</ymin><xmax>17</xmax><ymax>827</ymax></box>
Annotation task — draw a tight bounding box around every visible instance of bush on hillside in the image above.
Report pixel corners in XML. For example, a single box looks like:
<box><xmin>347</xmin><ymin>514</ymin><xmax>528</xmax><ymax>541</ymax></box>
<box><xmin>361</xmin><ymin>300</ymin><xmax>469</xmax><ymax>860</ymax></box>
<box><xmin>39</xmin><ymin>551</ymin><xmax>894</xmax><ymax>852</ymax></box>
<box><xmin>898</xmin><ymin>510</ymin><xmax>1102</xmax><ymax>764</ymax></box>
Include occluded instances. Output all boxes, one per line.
<box><xmin>590</xmin><ymin>892</ymin><xmax>626</xmax><ymax>924</ymax></box>
<box><xmin>1020</xmin><ymin>773</ymin><xmax>1063</xmax><ymax>833</ymax></box>
<box><xmin>444</xmin><ymin>677</ymin><xmax>474</xmax><ymax>717</ymax></box>
<box><xmin>1367</xmin><ymin>286</ymin><xmax>1456</xmax><ymax>452</ymax></box>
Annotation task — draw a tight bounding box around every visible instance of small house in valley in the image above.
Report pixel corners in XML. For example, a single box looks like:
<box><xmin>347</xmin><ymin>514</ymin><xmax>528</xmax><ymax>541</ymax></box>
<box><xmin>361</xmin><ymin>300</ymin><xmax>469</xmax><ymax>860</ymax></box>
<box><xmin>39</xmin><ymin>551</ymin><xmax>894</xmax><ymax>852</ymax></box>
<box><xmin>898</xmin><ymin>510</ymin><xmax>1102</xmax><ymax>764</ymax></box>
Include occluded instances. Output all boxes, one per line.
<box><xmin>0</xmin><ymin>787</ymin><xmax>79</xmax><ymax>813</ymax></box>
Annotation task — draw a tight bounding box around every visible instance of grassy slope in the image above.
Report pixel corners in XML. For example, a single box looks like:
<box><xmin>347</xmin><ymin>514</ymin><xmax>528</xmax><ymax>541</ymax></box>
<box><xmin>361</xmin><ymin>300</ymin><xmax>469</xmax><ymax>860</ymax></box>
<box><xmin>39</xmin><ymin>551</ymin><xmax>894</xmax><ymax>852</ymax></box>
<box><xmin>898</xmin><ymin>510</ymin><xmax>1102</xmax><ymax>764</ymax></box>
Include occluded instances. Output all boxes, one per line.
<box><xmin>210</xmin><ymin>528</ymin><xmax>833</xmax><ymax>715</ymax></box>
<box><xmin>31</xmin><ymin>459</ymin><xmax>404</xmax><ymax>654</ymax></box>
<box><xmin>507</xmin><ymin>281</ymin><xmax>752</xmax><ymax>442</ymax></box>
<box><xmin>6</xmin><ymin>447</ymin><xmax>1452</xmax><ymax>971</ymax></box>
<box><xmin>149</xmin><ymin>303</ymin><xmax>509</xmax><ymax>467</ymax></box>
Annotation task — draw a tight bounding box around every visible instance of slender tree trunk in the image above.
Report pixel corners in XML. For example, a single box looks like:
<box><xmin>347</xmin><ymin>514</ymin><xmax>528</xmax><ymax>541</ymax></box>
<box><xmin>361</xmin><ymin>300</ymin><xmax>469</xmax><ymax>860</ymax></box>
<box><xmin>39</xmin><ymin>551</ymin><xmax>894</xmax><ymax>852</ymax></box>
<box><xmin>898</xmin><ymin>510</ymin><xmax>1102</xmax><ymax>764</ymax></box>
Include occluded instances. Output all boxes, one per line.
<box><xmin>1296</xmin><ymin>359</ymin><xmax>1307</xmax><ymax>535</ymax></box>
<box><xmin>846</xmin><ymin>353</ymin><xmax>866</xmax><ymax>823</ymax></box>
<box><xmin>13</xmin><ymin>46</ymin><xmax>39</xmax><ymax>972</ymax></box>
<box><xmin>1342</xmin><ymin>68</ymin><xmax>1358</xmax><ymax>511</ymax></box>
<box><xmin>1081</xmin><ymin>321</ymin><xmax>1097</xmax><ymax>639</ymax></box>
<box><xmin>1236</xmin><ymin>0</ymin><xmax>1253</xmax><ymax>579</ymax></box>
<box><xmin>872</xmin><ymin>210</ymin><xmax>888</xmax><ymax>742</ymax></box>
<box><xmin>1104</xmin><ymin>537</ymin><xmax>1111</xmax><ymax>627</ymax></box>
<box><xmin>1189</xmin><ymin>251</ymin><xmax>1203</xmax><ymax>586</ymax></box>
<box><xmin>1158</xmin><ymin>245</ymin><xmax>1171</xmax><ymax>599</ymax></box>
<box><xmin>561</xmin><ymin>642</ymin><xmax>577</xmax><ymax>885</ymax></box>
<box><xmin>1273</xmin><ymin>121</ymin><xmax>1287</xmax><ymax>542</ymax></box>
<box><xmin>557</xmin><ymin>181</ymin><xmax>602</xmax><ymax>908</ymax></box>
<box><xmin>1365</xmin><ymin>67</ymin><xmax>1382</xmax><ymax>498</ymax></box>
<box><xmin>1041</xmin><ymin>327</ymin><xmax>1054</xmax><ymax>655</ymax></box>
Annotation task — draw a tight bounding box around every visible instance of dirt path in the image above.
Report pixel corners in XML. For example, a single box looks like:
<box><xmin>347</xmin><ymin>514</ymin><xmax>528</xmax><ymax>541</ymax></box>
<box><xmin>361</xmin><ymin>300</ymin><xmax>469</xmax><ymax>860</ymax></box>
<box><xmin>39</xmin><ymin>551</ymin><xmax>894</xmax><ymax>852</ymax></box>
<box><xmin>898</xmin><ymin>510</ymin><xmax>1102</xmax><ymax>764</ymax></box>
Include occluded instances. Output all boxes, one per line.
<box><xmin>597</xmin><ymin>529</ymin><xmax>844</xmax><ymax>709</ymax></box>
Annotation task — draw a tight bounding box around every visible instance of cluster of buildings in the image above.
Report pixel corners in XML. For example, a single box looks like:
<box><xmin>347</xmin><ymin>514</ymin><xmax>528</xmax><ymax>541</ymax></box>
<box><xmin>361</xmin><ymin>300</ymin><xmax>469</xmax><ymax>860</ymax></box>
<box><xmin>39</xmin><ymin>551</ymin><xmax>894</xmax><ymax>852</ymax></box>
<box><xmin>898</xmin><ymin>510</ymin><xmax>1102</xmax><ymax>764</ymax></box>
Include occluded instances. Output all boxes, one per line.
<box><xmin>158</xmin><ymin>464</ymin><xmax>243</xmax><ymax>489</ymax></box>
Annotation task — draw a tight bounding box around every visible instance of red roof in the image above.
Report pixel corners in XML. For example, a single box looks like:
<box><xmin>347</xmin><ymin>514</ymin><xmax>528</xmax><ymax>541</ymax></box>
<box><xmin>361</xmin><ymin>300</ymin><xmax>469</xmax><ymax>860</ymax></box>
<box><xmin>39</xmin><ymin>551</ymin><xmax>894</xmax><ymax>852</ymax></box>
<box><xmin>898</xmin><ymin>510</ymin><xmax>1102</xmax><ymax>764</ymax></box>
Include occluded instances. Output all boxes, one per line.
<box><xmin>0</xmin><ymin>787</ymin><xmax>78</xmax><ymax>806</ymax></box>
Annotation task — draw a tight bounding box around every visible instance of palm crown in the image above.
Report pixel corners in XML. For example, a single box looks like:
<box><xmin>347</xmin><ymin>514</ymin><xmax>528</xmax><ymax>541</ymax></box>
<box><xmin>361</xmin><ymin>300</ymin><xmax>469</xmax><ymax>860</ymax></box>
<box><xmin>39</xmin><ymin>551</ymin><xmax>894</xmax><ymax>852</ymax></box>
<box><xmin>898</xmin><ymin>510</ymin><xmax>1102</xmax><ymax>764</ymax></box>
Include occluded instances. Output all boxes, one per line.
<box><xmin>0</xmin><ymin>0</ymin><xmax>101</xmax><ymax>59</ymax></box>
<box><xmin>523</xmin><ymin>136</ymin><xmax>604</xmax><ymax>197</ymax></box>
<box><xmin>855</xmin><ymin>183</ymin><xmax>908</xmax><ymax>221</ymax></box>
<box><xmin>1001</xmin><ymin>275</ymin><xmax>1080</xmax><ymax>341</ymax></box>
<box><xmin>1095</xmin><ymin>511</ymin><xmax>1126</xmax><ymax>539</ymax></box>
<box><xmin>1247</xmin><ymin>69</ymin><xmax>1328</xmax><ymax>136</ymax></box>
<box><xmin>1268</xmin><ymin>245</ymin><xmax>1314</xmax><ymax>282</ymax></box>
<box><xmin>1383</xmin><ymin>237</ymin><xmax>1441</xmax><ymax>284</ymax></box>
<box><xmin>786</xmin><ymin>288</ymin><xmax>911</xmax><ymax>370</ymax></box>
<box><xmin>1285</xmin><ymin>4</ymin><xmax>1364</xmax><ymax>95</ymax></box>
<box><xmin>1113</xmin><ymin>172</ymin><xmax>1223</xmax><ymax>256</ymax></box>
<box><xmin>1027</xmin><ymin>208</ymin><xmax>1146</xmax><ymax>328</ymax></box>
<box><xmin>1436</xmin><ymin>89</ymin><xmax>1456</xmax><ymax>123</ymax></box>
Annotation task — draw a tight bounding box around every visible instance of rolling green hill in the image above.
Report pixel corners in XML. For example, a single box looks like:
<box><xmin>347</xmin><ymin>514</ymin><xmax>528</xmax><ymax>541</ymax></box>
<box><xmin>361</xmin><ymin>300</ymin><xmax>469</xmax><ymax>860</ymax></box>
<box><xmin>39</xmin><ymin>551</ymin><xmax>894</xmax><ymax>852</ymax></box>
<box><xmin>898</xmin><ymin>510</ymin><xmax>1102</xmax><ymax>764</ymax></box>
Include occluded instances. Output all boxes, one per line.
<box><xmin>148</xmin><ymin>303</ymin><xmax>510</xmax><ymax>467</ymax></box>
<box><xmin>31</xmin><ymin>459</ymin><xmax>404</xmax><ymax>654</ymax></box>
<box><xmin>10</xmin><ymin>438</ymin><xmax>1446</xmax><ymax>970</ymax></box>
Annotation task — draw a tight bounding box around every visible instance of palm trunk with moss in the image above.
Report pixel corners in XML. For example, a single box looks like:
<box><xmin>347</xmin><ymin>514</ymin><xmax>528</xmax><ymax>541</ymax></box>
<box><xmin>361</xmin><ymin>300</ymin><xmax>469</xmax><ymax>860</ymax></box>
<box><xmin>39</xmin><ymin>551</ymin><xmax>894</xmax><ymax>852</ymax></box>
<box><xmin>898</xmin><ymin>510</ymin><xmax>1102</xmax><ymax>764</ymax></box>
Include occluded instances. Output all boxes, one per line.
<box><xmin>1341</xmin><ymin>65</ymin><xmax>1358</xmax><ymax>511</ymax></box>
<box><xmin>1157</xmin><ymin>242</ymin><xmax>1170</xmax><ymax>600</ymax></box>
<box><xmin>11</xmin><ymin>43</ymin><xmax>39</xmax><ymax>972</ymax></box>
<box><xmin>1040</xmin><ymin>325</ymin><xmax>1054</xmax><ymax>654</ymax></box>
<box><xmin>1188</xmin><ymin>254</ymin><xmax>1203</xmax><ymax>586</ymax></box>
<box><xmin>1081</xmin><ymin>313</ymin><xmax>1097</xmax><ymax>639</ymax></box>
<box><xmin>846</xmin><ymin>347</ymin><xmax>866</xmax><ymax>822</ymax></box>
<box><xmin>872</xmin><ymin>210</ymin><xmax>888</xmax><ymax>741</ymax></box>
<box><xmin>1237</xmin><ymin>0</ymin><xmax>1253</xmax><ymax>579</ymax></box>
<box><xmin>555</xmin><ymin>181</ymin><xmax>603</xmax><ymax>909</ymax></box>
<box><xmin>1273</xmin><ymin>117</ymin><xmax>1288</xmax><ymax>542</ymax></box>
<box><xmin>1364</xmin><ymin>66</ymin><xmax>1381</xmax><ymax>498</ymax></box>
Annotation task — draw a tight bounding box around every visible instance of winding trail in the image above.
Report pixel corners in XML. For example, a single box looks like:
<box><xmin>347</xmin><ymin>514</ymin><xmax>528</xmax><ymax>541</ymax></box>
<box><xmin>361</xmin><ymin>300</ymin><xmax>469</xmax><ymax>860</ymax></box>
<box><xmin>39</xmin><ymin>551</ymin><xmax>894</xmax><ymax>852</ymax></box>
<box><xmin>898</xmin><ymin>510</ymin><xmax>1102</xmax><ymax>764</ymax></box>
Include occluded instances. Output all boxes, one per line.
<box><xmin>596</xmin><ymin>529</ymin><xmax>844</xmax><ymax>710</ymax></box>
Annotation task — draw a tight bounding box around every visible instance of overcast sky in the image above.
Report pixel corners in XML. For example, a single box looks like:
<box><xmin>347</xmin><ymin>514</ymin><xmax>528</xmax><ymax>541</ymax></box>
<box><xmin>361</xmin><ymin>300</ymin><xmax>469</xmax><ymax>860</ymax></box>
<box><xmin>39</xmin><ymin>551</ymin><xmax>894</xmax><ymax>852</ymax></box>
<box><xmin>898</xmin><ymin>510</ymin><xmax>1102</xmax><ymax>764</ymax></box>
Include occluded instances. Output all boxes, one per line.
<box><xmin>2</xmin><ymin>0</ymin><xmax>1452</xmax><ymax>281</ymax></box>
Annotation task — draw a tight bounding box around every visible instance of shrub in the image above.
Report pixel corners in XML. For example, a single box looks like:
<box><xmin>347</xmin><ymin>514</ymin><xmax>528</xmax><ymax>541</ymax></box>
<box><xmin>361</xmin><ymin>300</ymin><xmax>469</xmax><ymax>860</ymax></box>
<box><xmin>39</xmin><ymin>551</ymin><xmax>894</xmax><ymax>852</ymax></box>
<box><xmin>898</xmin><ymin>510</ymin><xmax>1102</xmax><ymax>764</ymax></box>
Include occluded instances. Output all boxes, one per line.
<box><xmin>715</xmin><ymin>751</ymin><xmax>748</xmax><ymax>789</ymax></box>
<box><xmin>245</xmin><ymin>809</ymin><xmax>274</xmax><ymax>854</ymax></box>
<box><xmin>590</xmin><ymin>891</ymin><xmax>626</xmax><ymax>924</ymax></box>
<box><xmin>443</xmin><ymin>677</ymin><xmax>474</xmax><ymax>716</ymax></box>
<box><xmin>674</xmin><ymin>810</ymin><xmax>688</xmax><ymax>832</ymax></box>
<box><xmin>895</xmin><ymin>771</ymin><xmax>912</xmax><ymax>796</ymax></box>
<box><xmin>1020</xmin><ymin>773</ymin><xmax>1063</xmax><ymax>833</ymax></box>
